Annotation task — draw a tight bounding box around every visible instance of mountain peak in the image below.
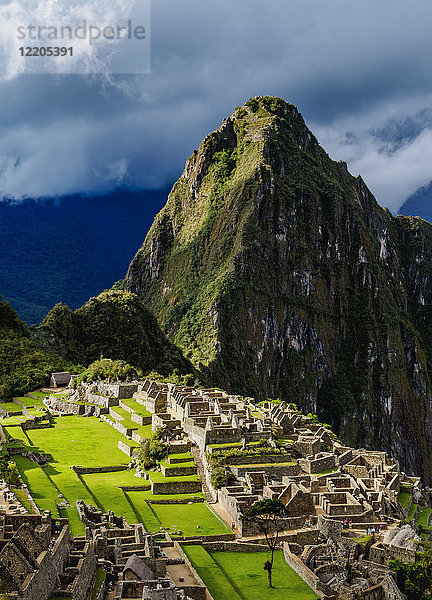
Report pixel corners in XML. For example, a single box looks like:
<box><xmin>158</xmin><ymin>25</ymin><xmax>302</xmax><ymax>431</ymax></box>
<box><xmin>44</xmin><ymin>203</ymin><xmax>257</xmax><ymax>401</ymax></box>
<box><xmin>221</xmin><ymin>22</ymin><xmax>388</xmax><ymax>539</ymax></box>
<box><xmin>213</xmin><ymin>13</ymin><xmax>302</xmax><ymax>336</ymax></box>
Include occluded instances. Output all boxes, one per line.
<box><xmin>124</xmin><ymin>97</ymin><xmax>432</xmax><ymax>481</ymax></box>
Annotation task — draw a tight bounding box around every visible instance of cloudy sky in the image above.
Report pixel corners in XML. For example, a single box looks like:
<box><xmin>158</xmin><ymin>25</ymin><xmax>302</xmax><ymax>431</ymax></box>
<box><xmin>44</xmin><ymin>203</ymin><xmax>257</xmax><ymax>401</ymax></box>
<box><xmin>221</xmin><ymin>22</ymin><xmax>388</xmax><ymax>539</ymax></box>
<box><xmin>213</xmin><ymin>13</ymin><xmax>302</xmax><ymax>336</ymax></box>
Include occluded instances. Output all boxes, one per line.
<box><xmin>0</xmin><ymin>0</ymin><xmax>432</xmax><ymax>213</ymax></box>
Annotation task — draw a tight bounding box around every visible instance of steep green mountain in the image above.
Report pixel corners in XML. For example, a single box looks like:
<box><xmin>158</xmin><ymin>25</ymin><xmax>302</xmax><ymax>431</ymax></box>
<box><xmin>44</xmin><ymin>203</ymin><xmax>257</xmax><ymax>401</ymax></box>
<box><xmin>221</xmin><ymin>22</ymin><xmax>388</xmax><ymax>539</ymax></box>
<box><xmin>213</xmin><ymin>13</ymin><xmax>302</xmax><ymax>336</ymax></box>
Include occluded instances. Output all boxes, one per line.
<box><xmin>40</xmin><ymin>290</ymin><xmax>194</xmax><ymax>377</ymax></box>
<box><xmin>124</xmin><ymin>96</ymin><xmax>432</xmax><ymax>482</ymax></box>
<box><xmin>0</xmin><ymin>295</ymin><xmax>77</xmax><ymax>398</ymax></box>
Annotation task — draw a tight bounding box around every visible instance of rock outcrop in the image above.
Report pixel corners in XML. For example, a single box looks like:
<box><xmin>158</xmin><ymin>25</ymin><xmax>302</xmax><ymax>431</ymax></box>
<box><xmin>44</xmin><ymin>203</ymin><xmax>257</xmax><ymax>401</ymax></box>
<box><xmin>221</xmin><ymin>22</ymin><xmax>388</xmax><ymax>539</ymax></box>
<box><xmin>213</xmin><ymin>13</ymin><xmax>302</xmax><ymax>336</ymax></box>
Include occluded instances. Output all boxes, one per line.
<box><xmin>124</xmin><ymin>96</ymin><xmax>432</xmax><ymax>482</ymax></box>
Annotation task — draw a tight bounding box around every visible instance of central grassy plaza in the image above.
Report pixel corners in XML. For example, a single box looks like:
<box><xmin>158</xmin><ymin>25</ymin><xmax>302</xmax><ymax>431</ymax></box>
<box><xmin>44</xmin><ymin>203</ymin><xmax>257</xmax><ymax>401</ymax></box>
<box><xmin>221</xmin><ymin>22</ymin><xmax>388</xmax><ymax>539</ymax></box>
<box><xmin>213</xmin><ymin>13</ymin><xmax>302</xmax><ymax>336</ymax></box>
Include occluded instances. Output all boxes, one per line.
<box><xmin>5</xmin><ymin>415</ymin><xmax>229</xmax><ymax>536</ymax></box>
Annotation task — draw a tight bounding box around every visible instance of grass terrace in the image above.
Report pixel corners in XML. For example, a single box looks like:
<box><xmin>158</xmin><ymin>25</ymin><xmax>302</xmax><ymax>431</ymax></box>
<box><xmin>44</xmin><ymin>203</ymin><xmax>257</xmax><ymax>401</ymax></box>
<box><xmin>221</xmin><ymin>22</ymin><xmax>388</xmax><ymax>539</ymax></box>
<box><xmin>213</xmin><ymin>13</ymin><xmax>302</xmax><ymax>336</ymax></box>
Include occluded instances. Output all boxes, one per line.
<box><xmin>4</xmin><ymin>400</ymin><xmax>231</xmax><ymax>539</ymax></box>
<box><xmin>152</xmin><ymin>503</ymin><xmax>230</xmax><ymax>537</ymax></box>
<box><xmin>148</xmin><ymin>470</ymin><xmax>200</xmax><ymax>484</ymax></box>
<box><xmin>28</xmin><ymin>391</ymin><xmax>49</xmax><ymax>399</ymax></box>
<box><xmin>12</xmin><ymin>487</ymin><xmax>35</xmax><ymax>514</ymax></box>
<box><xmin>7</xmin><ymin>416</ymin><xmax>132</xmax><ymax>534</ymax></box>
<box><xmin>398</xmin><ymin>491</ymin><xmax>411</xmax><ymax>508</ymax></box>
<box><xmin>408</xmin><ymin>503</ymin><xmax>418</xmax><ymax>519</ymax></box>
<box><xmin>0</xmin><ymin>402</ymin><xmax>23</xmax><ymax>413</ymax></box>
<box><xmin>1</xmin><ymin>415</ymin><xmax>28</xmax><ymax>426</ymax></box>
<box><xmin>315</xmin><ymin>467</ymin><xmax>339</xmax><ymax>476</ymax></box>
<box><xmin>13</xmin><ymin>397</ymin><xmax>40</xmax><ymax>408</ymax></box>
<box><xmin>417</xmin><ymin>508</ymin><xmax>432</xmax><ymax>529</ymax></box>
<box><xmin>120</xmin><ymin>398</ymin><xmax>152</xmax><ymax>417</ymax></box>
<box><xmin>182</xmin><ymin>546</ymin><xmax>318</xmax><ymax>600</ymax></box>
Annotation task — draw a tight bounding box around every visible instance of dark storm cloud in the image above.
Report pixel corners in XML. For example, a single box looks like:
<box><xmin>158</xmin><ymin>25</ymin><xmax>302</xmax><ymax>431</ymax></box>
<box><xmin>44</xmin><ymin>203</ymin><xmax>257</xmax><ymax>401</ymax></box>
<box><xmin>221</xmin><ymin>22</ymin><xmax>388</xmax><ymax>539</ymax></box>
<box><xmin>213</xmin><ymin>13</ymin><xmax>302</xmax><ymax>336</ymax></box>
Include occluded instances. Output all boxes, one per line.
<box><xmin>0</xmin><ymin>0</ymin><xmax>432</xmax><ymax>210</ymax></box>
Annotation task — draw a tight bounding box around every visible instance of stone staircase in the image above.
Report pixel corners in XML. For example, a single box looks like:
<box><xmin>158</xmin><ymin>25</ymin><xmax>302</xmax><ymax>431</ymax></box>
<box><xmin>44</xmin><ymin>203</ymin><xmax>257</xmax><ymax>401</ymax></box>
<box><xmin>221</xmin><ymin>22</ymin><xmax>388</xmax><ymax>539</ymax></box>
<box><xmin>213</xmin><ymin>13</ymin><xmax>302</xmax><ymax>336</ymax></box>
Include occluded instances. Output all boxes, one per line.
<box><xmin>191</xmin><ymin>446</ymin><xmax>216</xmax><ymax>503</ymax></box>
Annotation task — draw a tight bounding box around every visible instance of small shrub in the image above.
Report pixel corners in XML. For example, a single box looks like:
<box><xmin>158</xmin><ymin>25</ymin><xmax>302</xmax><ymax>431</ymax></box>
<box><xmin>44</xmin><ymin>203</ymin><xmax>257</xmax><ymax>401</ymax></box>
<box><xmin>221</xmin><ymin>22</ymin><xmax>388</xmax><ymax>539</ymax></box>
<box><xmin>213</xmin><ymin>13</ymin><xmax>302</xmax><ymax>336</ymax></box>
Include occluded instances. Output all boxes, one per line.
<box><xmin>210</xmin><ymin>467</ymin><xmax>235</xmax><ymax>489</ymax></box>
<box><xmin>136</xmin><ymin>427</ymin><xmax>169</xmax><ymax>470</ymax></box>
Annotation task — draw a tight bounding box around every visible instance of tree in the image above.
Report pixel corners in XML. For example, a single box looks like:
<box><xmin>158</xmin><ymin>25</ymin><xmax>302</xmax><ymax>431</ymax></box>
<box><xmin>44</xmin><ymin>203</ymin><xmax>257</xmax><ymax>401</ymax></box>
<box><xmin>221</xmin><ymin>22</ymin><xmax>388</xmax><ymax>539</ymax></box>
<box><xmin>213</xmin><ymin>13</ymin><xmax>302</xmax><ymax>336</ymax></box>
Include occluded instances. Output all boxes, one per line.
<box><xmin>136</xmin><ymin>427</ymin><xmax>169</xmax><ymax>470</ymax></box>
<box><xmin>241</xmin><ymin>499</ymin><xmax>287</xmax><ymax>587</ymax></box>
<box><xmin>0</xmin><ymin>457</ymin><xmax>20</xmax><ymax>487</ymax></box>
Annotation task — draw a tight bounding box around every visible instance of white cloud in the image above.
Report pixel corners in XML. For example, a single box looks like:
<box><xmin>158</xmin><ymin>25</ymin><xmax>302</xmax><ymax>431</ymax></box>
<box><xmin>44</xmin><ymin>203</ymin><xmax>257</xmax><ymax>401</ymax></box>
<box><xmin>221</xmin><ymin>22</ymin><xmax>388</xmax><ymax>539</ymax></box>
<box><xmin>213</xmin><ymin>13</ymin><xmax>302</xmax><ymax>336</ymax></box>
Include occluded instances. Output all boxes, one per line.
<box><xmin>0</xmin><ymin>0</ymin><xmax>432</xmax><ymax>208</ymax></box>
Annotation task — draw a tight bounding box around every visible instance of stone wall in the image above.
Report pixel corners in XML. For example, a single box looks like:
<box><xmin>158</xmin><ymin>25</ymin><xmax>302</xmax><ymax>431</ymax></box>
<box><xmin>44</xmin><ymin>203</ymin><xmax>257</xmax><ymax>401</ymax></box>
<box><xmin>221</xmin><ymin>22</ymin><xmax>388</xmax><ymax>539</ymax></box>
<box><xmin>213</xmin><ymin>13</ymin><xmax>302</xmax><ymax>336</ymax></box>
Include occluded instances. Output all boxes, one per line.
<box><xmin>150</xmin><ymin>480</ymin><xmax>202</xmax><ymax>495</ymax></box>
<box><xmin>21</xmin><ymin>422</ymin><xmax>51</xmax><ymax>430</ymax></box>
<box><xmin>379</xmin><ymin>574</ymin><xmax>405</xmax><ymax>600</ymax></box>
<box><xmin>202</xmin><ymin>541</ymin><xmax>268</xmax><ymax>552</ymax></box>
<box><xmin>369</xmin><ymin>543</ymin><xmax>416</xmax><ymax>565</ymax></box>
<box><xmin>231</xmin><ymin>463</ymin><xmax>300</xmax><ymax>478</ymax></box>
<box><xmin>147</xmin><ymin>497</ymin><xmax>203</xmax><ymax>504</ymax></box>
<box><xmin>172</xmin><ymin>541</ymin><xmax>212</xmax><ymax>600</ymax></box>
<box><xmin>97</xmin><ymin>383</ymin><xmax>138</xmax><ymax>399</ymax></box>
<box><xmin>160</xmin><ymin>464</ymin><xmax>197</xmax><ymax>477</ymax></box>
<box><xmin>317</xmin><ymin>515</ymin><xmax>343</xmax><ymax>542</ymax></box>
<box><xmin>21</xmin><ymin>525</ymin><xmax>72</xmax><ymax>600</ymax></box>
<box><xmin>73</xmin><ymin>465</ymin><xmax>128</xmax><ymax>475</ymax></box>
<box><xmin>47</xmin><ymin>397</ymin><xmax>82</xmax><ymax>415</ymax></box>
<box><xmin>118</xmin><ymin>441</ymin><xmax>138</xmax><ymax>457</ymax></box>
<box><xmin>131</xmin><ymin>413</ymin><xmax>152</xmax><ymax>426</ymax></box>
<box><xmin>298</xmin><ymin>453</ymin><xmax>336</xmax><ymax>474</ymax></box>
<box><xmin>70</xmin><ymin>543</ymin><xmax>97</xmax><ymax>600</ymax></box>
<box><xmin>85</xmin><ymin>393</ymin><xmax>118</xmax><ymax>408</ymax></box>
<box><xmin>283</xmin><ymin>543</ymin><xmax>335</xmax><ymax>599</ymax></box>
<box><xmin>223</xmin><ymin>453</ymin><xmax>292</xmax><ymax>465</ymax></box>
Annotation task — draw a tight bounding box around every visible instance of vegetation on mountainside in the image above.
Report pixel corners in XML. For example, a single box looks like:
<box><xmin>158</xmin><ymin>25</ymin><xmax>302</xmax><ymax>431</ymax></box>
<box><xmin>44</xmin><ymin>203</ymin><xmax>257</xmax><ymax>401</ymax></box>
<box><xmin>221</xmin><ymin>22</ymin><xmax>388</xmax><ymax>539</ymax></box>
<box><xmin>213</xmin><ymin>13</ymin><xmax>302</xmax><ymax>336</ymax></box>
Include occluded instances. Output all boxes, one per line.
<box><xmin>40</xmin><ymin>290</ymin><xmax>194</xmax><ymax>377</ymax></box>
<box><xmin>123</xmin><ymin>95</ymin><xmax>432</xmax><ymax>483</ymax></box>
<box><xmin>0</xmin><ymin>295</ymin><xmax>79</xmax><ymax>399</ymax></box>
<box><xmin>72</xmin><ymin>358</ymin><xmax>142</xmax><ymax>386</ymax></box>
<box><xmin>390</xmin><ymin>542</ymin><xmax>432</xmax><ymax>600</ymax></box>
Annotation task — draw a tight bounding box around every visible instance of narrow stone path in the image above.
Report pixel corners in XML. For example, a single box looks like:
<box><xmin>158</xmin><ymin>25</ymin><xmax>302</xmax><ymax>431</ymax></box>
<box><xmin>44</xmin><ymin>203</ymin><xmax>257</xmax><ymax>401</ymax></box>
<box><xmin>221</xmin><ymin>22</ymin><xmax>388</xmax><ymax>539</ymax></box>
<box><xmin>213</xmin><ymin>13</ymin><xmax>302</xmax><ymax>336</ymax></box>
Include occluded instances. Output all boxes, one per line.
<box><xmin>191</xmin><ymin>446</ymin><xmax>215</xmax><ymax>503</ymax></box>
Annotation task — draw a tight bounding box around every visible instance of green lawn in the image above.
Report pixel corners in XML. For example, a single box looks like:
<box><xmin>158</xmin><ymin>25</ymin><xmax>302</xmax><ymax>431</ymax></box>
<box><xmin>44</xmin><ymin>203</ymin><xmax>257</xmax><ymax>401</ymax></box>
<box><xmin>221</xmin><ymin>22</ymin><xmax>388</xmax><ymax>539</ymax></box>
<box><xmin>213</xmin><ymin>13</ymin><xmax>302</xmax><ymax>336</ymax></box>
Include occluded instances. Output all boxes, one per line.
<box><xmin>168</xmin><ymin>452</ymin><xmax>194</xmax><ymax>462</ymax></box>
<box><xmin>13</xmin><ymin>397</ymin><xmax>40</xmax><ymax>408</ymax></box>
<box><xmin>10</xmin><ymin>417</ymin><xmax>130</xmax><ymax>534</ymax></box>
<box><xmin>417</xmin><ymin>508</ymin><xmax>432</xmax><ymax>528</ymax></box>
<box><xmin>314</xmin><ymin>467</ymin><xmax>339</xmax><ymax>476</ymax></box>
<box><xmin>183</xmin><ymin>547</ymin><xmax>318</xmax><ymax>600</ymax></box>
<box><xmin>7</xmin><ymin>415</ymin><xmax>212</xmax><ymax>537</ymax></box>
<box><xmin>27</xmin><ymin>416</ymin><xmax>129</xmax><ymax>467</ymax></box>
<box><xmin>183</xmin><ymin>545</ymin><xmax>242</xmax><ymax>600</ymax></box>
<box><xmin>124</xmin><ymin>493</ymin><xmax>161</xmax><ymax>532</ymax></box>
<box><xmin>351</xmin><ymin>534</ymin><xmax>372</xmax><ymax>545</ymax></box>
<box><xmin>148</xmin><ymin>470</ymin><xmax>200</xmax><ymax>483</ymax></box>
<box><xmin>28</xmin><ymin>391</ymin><xmax>49</xmax><ymax>399</ymax></box>
<box><xmin>0</xmin><ymin>402</ymin><xmax>23</xmax><ymax>412</ymax></box>
<box><xmin>81</xmin><ymin>471</ymin><xmax>143</xmax><ymax>524</ymax></box>
<box><xmin>12</xmin><ymin>487</ymin><xmax>35</xmax><ymax>514</ymax></box>
<box><xmin>12</xmin><ymin>455</ymin><xmax>60</xmax><ymax>516</ymax></box>
<box><xmin>408</xmin><ymin>503</ymin><xmax>418</xmax><ymax>519</ymax></box>
<box><xmin>1</xmin><ymin>415</ymin><xmax>28</xmax><ymax>425</ymax></box>
<box><xmin>120</xmin><ymin>399</ymin><xmax>152</xmax><ymax>417</ymax></box>
<box><xmin>151</xmin><ymin>503</ymin><xmax>231</xmax><ymax>537</ymax></box>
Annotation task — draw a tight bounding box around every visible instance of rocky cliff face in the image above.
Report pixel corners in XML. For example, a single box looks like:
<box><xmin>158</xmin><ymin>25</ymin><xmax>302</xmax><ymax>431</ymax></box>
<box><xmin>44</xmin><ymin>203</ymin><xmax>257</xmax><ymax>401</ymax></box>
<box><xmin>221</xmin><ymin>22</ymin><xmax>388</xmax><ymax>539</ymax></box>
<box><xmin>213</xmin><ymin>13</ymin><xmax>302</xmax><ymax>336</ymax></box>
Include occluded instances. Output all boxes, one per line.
<box><xmin>125</xmin><ymin>96</ymin><xmax>432</xmax><ymax>481</ymax></box>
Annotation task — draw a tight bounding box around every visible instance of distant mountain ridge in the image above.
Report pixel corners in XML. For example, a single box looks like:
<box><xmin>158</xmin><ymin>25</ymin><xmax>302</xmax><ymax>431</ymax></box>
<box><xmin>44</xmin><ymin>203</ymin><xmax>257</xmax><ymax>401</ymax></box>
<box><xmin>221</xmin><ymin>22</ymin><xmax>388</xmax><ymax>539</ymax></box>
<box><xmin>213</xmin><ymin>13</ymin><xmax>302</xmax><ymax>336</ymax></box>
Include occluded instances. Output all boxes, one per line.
<box><xmin>399</xmin><ymin>181</ymin><xmax>432</xmax><ymax>224</ymax></box>
<box><xmin>124</xmin><ymin>96</ymin><xmax>432</xmax><ymax>482</ymax></box>
<box><xmin>0</xmin><ymin>189</ymin><xmax>169</xmax><ymax>324</ymax></box>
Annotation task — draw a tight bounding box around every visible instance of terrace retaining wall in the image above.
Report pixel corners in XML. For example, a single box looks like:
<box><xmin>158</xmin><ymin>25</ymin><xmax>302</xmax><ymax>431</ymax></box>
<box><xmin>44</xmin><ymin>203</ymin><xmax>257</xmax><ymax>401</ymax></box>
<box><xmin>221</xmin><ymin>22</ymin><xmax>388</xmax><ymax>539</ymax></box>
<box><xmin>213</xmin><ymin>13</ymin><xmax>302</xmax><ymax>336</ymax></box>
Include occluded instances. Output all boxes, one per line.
<box><xmin>72</xmin><ymin>465</ymin><xmax>128</xmax><ymax>474</ymax></box>
<box><xmin>283</xmin><ymin>543</ymin><xmax>335</xmax><ymax>599</ymax></box>
<box><xmin>150</xmin><ymin>480</ymin><xmax>202</xmax><ymax>494</ymax></box>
